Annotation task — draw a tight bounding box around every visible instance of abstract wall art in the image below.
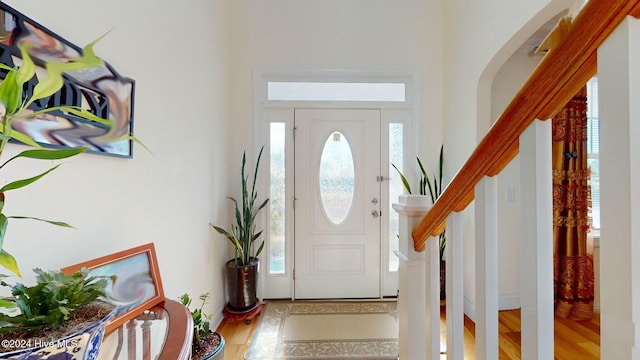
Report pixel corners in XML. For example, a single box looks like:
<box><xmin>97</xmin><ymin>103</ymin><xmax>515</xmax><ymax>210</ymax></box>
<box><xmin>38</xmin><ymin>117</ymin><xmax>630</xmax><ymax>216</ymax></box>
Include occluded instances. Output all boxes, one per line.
<box><xmin>0</xmin><ymin>3</ymin><xmax>136</xmax><ymax>158</ymax></box>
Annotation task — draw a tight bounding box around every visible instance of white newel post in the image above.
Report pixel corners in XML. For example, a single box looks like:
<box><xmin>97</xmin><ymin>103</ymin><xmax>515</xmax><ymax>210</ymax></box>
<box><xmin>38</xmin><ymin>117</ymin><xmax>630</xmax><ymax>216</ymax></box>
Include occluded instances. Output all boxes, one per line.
<box><xmin>393</xmin><ymin>195</ymin><xmax>431</xmax><ymax>360</ymax></box>
<box><xmin>598</xmin><ymin>15</ymin><xmax>640</xmax><ymax>360</ymax></box>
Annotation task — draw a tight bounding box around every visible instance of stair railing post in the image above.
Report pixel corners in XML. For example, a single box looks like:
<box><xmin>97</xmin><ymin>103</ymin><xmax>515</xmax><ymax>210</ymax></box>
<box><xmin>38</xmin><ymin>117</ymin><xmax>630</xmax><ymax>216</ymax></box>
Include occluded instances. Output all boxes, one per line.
<box><xmin>519</xmin><ymin>118</ymin><xmax>554</xmax><ymax>360</ymax></box>
<box><xmin>598</xmin><ymin>15</ymin><xmax>640</xmax><ymax>359</ymax></box>
<box><xmin>393</xmin><ymin>194</ymin><xmax>431</xmax><ymax>359</ymax></box>
<box><xmin>446</xmin><ymin>211</ymin><xmax>464</xmax><ymax>360</ymax></box>
<box><xmin>474</xmin><ymin>175</ymin><xmax>499</xmax><ymax>360</ymax></box>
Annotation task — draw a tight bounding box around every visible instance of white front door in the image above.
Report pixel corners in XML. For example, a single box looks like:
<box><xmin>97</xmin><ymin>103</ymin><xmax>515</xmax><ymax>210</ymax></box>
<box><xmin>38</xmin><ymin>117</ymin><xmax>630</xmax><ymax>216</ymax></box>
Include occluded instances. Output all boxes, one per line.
<box><xmin>294</xmin><ymin>108</ymin><xmax>381</xmax><ymax>299</ymax></box>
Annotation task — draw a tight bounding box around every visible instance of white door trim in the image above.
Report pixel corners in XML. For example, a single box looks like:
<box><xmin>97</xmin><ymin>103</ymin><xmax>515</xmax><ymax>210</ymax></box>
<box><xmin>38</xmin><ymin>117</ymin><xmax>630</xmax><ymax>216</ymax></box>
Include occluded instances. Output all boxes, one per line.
<box><xmin>253</xmin><ymin>68</ymin><xmax>420</xmax><ymax>300</ymax></box>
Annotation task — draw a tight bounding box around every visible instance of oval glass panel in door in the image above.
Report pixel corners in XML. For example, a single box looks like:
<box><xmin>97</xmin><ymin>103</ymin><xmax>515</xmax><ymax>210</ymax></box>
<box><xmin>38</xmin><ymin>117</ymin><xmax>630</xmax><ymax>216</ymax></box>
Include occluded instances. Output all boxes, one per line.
<box><xmin>318</xmin><ymin>131</ymin><xmax>355</xmax><ymax>225</ymax></box>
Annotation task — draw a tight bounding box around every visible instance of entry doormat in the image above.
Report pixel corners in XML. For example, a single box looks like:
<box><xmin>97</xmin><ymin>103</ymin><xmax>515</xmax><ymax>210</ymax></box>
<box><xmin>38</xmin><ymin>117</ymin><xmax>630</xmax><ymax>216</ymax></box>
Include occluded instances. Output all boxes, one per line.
<box><xmin>245</xmin><ymin>301</ymin><xmax>398</xmax><ymax>359</ymax></box>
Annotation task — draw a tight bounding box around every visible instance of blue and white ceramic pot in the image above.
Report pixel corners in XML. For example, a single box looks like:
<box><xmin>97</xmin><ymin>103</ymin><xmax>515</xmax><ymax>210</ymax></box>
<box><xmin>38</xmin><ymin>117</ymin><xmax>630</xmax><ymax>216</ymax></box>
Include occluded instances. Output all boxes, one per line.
<box><xmin>0</xmin><ymin>308</ymin><xmax>115</xmax><ymax>360</ymax></box>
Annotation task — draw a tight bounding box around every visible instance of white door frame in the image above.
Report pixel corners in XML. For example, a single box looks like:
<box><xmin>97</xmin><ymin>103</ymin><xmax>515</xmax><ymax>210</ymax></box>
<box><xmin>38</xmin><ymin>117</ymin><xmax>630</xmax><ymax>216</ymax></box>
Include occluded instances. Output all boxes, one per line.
<box><xmin>253</xmin><ymin>68</ymin><xmax>420</xmax><ymax>300</ymax></box>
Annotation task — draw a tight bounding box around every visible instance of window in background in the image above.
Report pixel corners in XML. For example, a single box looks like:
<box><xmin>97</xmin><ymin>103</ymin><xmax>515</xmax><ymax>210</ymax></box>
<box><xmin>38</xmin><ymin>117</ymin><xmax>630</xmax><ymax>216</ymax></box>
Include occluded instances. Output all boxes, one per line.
<box><xmin>388</xmin><ymin>123</ymin><xmax>403</xmax><ymax>272</ymax></box>
<box><xmin>586</xmin><ymin>77</ymin><xmax>600</xmax><ymax>230</ymax></box>
<box><xmin>269</xmin><ymin>123</ymin><xmax>286</xmax><ymax>275</ymax></box>
<box><xmin>267</xmin><ymin>82</ymin><xmax>406</xmax><ymax>102</ymax></box>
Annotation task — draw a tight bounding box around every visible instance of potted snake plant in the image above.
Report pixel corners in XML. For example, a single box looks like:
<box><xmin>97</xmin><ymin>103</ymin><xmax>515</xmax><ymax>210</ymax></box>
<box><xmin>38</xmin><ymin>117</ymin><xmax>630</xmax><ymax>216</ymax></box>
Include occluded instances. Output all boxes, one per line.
<box><xmin>392</xmin><ymin>144</ymin><xmax>446</xmax><ymax>300</ymax></box>
<box><xmin>211</xmin><ymin>146</ymin><xmax>268</xmax><ymax>312</ymax></box>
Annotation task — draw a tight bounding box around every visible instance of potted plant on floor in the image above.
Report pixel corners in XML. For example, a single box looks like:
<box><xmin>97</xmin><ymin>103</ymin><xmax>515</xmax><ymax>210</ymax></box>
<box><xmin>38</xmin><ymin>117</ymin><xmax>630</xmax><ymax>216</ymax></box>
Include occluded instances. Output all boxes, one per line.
<box><xmin>179</xmin><ymin>293</ymin><xmax>225</xmax><ymax>360</ymax></box>
<box><xmin>211</xmin><ymin>146</ymin><xmax>268</xmax><ymax>312</ymax></box>
<box><xmin>392</xmin><ymin>145</ymin><xmax>446</xmax><ymax>300</ymax></box>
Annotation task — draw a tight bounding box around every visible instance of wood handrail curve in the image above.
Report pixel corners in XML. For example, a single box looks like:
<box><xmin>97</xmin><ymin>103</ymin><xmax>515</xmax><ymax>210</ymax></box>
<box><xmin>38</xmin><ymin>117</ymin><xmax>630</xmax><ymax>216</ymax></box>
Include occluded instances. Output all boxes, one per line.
<box><xmin>412</xmin><ymin>0</ymin><xmax>640</xmax><ymax>252</ymax></box>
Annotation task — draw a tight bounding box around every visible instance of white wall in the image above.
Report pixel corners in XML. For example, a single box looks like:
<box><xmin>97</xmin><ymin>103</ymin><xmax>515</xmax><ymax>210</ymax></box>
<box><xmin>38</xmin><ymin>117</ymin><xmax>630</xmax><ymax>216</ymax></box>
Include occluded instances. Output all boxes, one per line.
<box><xmin>491</xmin><ymin>48</ymin><xmax>545</xmax><ymax>309</ymax></box>
<box><xmin>442</xmin><ymin>0</ymin><xmax>574</xmax><ymax>318</ymax></box>
<box><xmin>228</xmin><ymin>0</ymin><xmax>445</xmax><ymax>167</ymax></box>
<box><xmin>2</xmin><ymin>0</ymin><xmax>232</xmax><ymax>326</ymax></box>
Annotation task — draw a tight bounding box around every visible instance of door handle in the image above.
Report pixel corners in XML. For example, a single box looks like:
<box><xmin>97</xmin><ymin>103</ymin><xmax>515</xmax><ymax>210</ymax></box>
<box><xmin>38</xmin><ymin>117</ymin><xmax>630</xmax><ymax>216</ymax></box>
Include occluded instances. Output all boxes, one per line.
<box><xmin>371</xmin><ymin>210</ymin><xmax>380</xmax><ymax>218</ymax></box>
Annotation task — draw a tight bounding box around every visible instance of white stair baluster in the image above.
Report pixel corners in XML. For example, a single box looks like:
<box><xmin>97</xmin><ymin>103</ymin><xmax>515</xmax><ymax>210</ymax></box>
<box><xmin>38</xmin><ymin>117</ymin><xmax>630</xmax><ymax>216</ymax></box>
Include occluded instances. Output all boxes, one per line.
<box><xmin>475</xmin><ymin>176</ymin><xmax>499</xmax><ymax>360</ymax></box>
<box><xmin>425</xmin><ymin>225</ymin><xmax>441</xmax><ymax>359</ymax></box>
<box><xmin>446</xmin><ymin>211</ymin><xmax>464</xmax><ymax>360</ymax></box>
<box><xmin>598</xmin><ymin>15</ymin><xmax>640</xmax><ymax>360</ymax></box>
<box><xmin>519</xmin><ymin>118</ymin><xmax>554</xmax><ymax>360</ymax></box>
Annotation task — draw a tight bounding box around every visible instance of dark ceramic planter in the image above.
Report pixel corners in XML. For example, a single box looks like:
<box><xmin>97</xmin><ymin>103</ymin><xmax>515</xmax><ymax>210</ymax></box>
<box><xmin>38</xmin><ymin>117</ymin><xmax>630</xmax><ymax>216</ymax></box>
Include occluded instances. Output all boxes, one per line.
<box><xmin>225</xmin><ymin>258</ymin><xmax>259</xmax><ymax>311</ymax></box>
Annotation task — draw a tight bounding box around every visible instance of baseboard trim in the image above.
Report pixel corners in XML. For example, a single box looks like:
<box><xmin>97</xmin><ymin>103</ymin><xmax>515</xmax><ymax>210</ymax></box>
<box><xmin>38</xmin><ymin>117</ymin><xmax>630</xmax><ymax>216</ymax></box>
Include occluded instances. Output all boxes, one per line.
<box><xmin>464</xmin><ymin>297</ymin><xmax>476</xmax><ymax>322</ymax></box>
<box><xmin>463</xmin><ymin>294</ymin><xmax>521</xmax><ymax>323</ymax></box>
<box><xmin>499</xmin><ymin>294</ymin><xmax>521</xmax><ymax>310</ymax></box>
<box><xmin>211</xmin><ymin>304</ymin><xmax>225</xmax><ymax>330</ymax></box>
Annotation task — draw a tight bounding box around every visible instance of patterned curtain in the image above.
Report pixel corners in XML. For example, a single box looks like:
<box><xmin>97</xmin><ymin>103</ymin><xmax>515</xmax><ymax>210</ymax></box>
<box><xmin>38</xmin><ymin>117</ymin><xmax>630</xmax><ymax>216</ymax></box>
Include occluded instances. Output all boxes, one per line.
<box><xmin>552</xmin><ymin>85</ymin><xmax>594</xmax><ymax>320</ymax></box>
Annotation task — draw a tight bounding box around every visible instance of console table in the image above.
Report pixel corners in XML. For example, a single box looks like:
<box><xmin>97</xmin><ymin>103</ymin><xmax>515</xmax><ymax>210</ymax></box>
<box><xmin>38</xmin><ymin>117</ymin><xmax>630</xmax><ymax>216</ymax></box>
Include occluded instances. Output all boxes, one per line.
<box><xmin>98</xmin><ymin>299</ymin><xmax>193</xmax><ymax>360</ymax></box>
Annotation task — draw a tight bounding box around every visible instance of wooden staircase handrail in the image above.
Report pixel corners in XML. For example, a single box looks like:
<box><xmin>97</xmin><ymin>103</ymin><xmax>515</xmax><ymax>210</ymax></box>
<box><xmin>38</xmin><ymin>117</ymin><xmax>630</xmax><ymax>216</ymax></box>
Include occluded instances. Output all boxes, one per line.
<box><xmin>412</xmin><ymin>0</ymin><xmax>640</xmax><ymax>252</ymax></box>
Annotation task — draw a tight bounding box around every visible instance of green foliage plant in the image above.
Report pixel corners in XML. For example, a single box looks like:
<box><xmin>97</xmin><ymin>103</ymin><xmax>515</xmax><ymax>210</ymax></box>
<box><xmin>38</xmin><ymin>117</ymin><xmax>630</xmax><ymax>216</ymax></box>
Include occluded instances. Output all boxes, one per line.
<box><xmin>211</xmin><ymin>146</ymin><xmax>269</xmax><ymax>267</ymax></box>
<box><xmin>392</xmin><ymin>144</ymin><xmax>446</xmax><ymax>262</ymax></box>
<box><xmin>179</xmin><ymin>292</ymin><xmax>213</xmax><ymax>351</ymax></box>
<box><xmin>0</xmin><ymin>35</ymin><xmax>130</xmax><ymax>277</ymax></box>
<box><xmin>0</xmin><ymin>268</ymin><xmax>108</xmax><ymax>333</ymax></box>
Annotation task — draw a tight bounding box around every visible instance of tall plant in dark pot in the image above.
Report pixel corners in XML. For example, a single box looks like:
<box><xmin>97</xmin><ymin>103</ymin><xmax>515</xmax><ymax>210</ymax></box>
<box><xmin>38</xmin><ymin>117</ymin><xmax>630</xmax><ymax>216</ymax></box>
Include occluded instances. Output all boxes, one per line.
<box><xmin>392</xmin><ymin>145</ymin><xmax>446</xmax><ymax>300</ymax></box>
<box><xmin>211</xmin><ymin>146</ymin><xmax>268</xmax><ymax>312</ymax></box>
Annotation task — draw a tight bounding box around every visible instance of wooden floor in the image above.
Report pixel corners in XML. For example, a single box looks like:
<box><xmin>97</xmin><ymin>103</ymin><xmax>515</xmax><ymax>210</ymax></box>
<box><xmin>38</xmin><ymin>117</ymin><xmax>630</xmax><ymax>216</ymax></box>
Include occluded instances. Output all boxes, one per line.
<box><xmin>216</xmin><ymin>305</ymin><xmax>600</xmax><ymax>360</ymax></box>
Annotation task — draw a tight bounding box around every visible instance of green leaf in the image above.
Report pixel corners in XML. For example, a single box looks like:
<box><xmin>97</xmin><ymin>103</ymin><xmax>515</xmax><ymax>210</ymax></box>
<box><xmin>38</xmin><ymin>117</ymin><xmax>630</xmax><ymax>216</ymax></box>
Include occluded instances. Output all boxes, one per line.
<box><xmin>28</xmin><ymin>106</ymin><xmax>112</xmax><ymax>126</ymax></box>
<box><xmin>7</xmin><ymin>216</ymin><xmax>74</xmax><ymax>228</ymax></box>
<box><xmin>179</xmin><ymin>293</ymin><xmax>191</xmax><ymax>307</ymax></box>
<box><xmin>0</xmin><ymin>69</ymin><xmax>20</xmax><ymax>115</ymax></box>
<box><xmin>74</xmin><ymin>31</ymin><xmax>109</xmax><ymax>67</ymax></box>
<box><xmin>438</xmin><ymin>144</ymin><xmax>444</xmax><ymax>194</ymax></box>
<box><xmin>130</xmin><ymin>135</ymin><xmax>151</xmax><ymax>154</ymax></box>
<box><xmin>255</xmin><ymin>240</ymin><xmax>265</xmax><ymax>258</ymax></box>
<box><xmin>15</xmin><ymin>44</ymin><xmax>36</xmax><ymax>90</ymax></box>
<box><xmin>24</xmin><ymin>34</ymin><xmax>106</xmax><ymax>108</ymax></box>
<box><xmin>0</xmin><ymin>250</ymin><xmax>21</xmax><ymax>277</ymax></box>
<box><xmin>16</xmin><ymin>147</ymin><xmax>85</xmax><ymax>160</ymax></box>
<box><xmin>391</xmin><ymin>163</ymin><xmax>412</xmax><ymax>194</ymax></box>
<box><xmin>0</xmin><ymin>165</ymin><xmax>61</xmax><ymax>192</ymax></box>
<box><xmin>251</xmin><ymin>230</ymin><xmax>264</xmax><ymax>242</ymax></box>
<box><xmin>0</xmin><ymin>298</ymin><xmax>15</xmax><ymax>307</ymax></box>
<box><xmin>252</xmin><ymin>146</ymin><xmax>265</xmax><ymax>196</ymax></box>
<box><xmin>26</xmin><ymin>61</ymin><xmax>64</xmax><ymax>107</ymax></box>
<box><xmin>211</xmin><ymin>225</ymin><xmax>230</xmax><ymax>237</ymax></box>
<box><xmin>415</xmin><ymin>157</ymin><xmax>427</xmax><ymax>196</ymax></box>
<box><xmin>9</xmin><ymin>129</ymin><xmax>42</xmax><ymax>148</ymax></box>
<box><xmin>0</xmin><ymin>148</ymin><xmax>86</xmax><ymax>170</ymax></box>
<box><xmin>0</xmin><ymin>213</ymin><xmax>7</xmax><ymax>250</ymax></box>
<box><xmin>424</xmin><ymin>174</ymin><xmax>435</xmax><ymax>203</ymax></box>
<box><xmin>0</xmin><ymin>63</ymin><xmax>15</xmax><ymax>72</ymax></box>
<box><xmin>255</xmin><ymin>198</ymin><xmax>269</xmax><ymax>213</ymax></box>
<box><xmin>433</xmin><ymin>174</ymin><xmax>439</xmax><ymax>199</ymax></box>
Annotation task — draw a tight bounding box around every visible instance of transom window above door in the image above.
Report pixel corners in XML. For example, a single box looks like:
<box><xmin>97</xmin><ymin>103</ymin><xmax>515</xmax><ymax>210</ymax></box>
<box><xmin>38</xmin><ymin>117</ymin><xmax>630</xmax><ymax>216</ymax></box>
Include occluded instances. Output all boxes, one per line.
<box><xmin>267</xmin><ymin>81</ymin><xmax>406</xmax><ymax>102</ymax></box>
